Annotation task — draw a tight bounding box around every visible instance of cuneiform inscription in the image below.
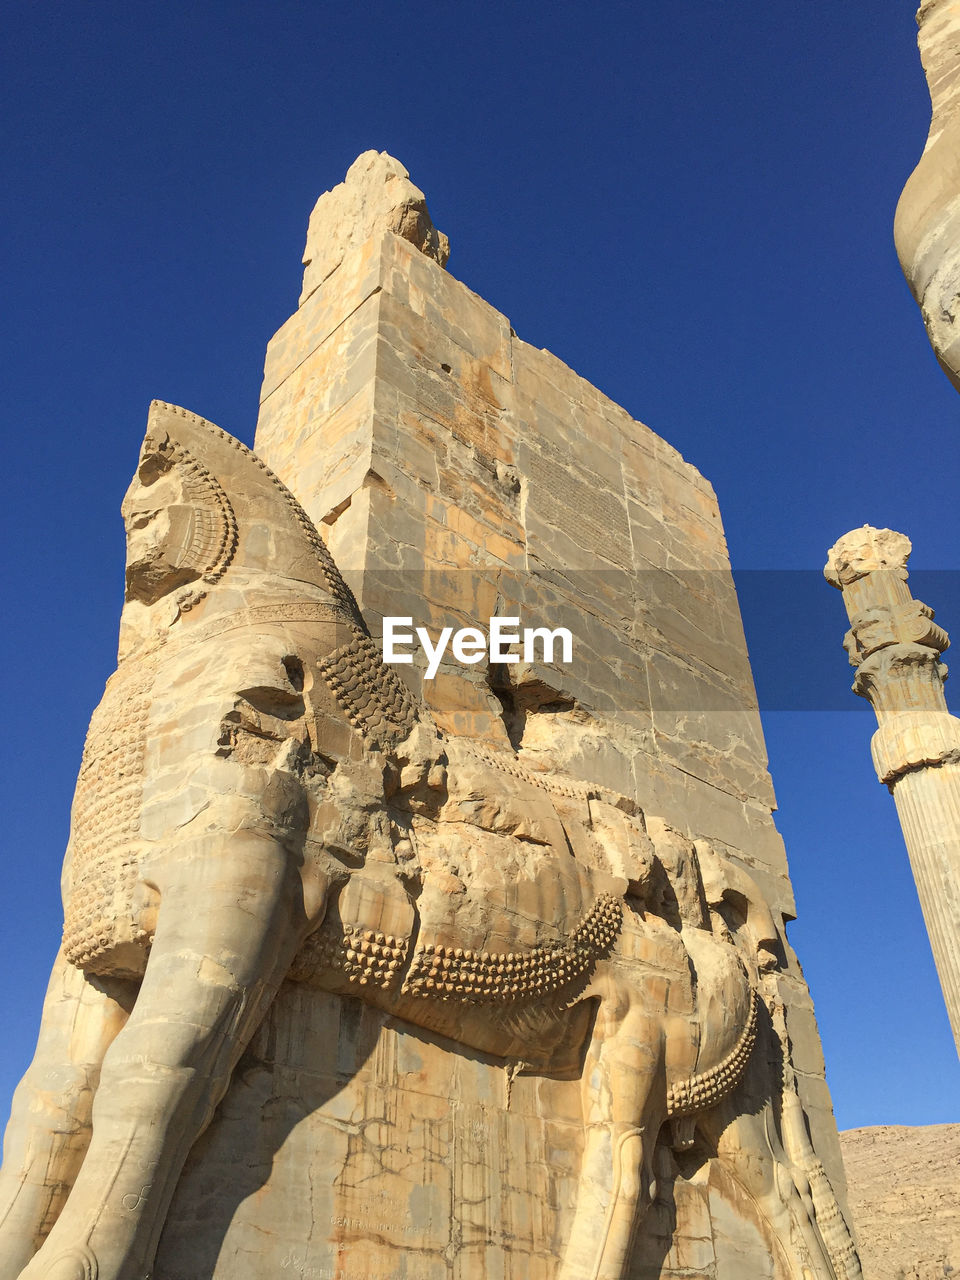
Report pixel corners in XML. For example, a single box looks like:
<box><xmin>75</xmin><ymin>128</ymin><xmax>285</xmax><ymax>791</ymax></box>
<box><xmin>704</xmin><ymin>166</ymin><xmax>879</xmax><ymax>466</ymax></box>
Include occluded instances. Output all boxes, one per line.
<box><xmin>526</xmin><ymin>445</ymin><xmax>631</xmax><ymax>567</ymax></box>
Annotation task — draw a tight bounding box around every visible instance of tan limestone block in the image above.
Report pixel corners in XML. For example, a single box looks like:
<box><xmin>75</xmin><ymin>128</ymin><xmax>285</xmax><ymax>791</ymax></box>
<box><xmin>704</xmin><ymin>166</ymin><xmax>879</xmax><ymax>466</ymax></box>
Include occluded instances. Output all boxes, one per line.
<box><xmin>261</xmin><ymin>233</ymin><xmax>384</xmax><ymax>401</ymax></box>
<box><xmin>255</xmin><ymin>303</ymin><xmax>381</xmax><ymax>523</ymax></box>
<box><xmin>378</xmin><ymin>231</ymin><xmax>513</xmax><ymax>382</ymax></box>
<box><xmin>300</xmin><ymin>151</ymin><xmax>449</xmax><ymax>306</ymax></box>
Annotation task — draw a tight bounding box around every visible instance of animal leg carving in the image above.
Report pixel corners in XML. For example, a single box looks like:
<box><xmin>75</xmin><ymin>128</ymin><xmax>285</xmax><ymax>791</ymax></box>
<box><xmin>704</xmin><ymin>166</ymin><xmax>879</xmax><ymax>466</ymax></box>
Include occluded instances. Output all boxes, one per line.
<box><xmin>15</xmin><ymin>828</ymin><xmax>312</xmax><ymax>1280</ymax></box>
<box><xmin>0</xmin><ymin>955</ymin><xmax>132</xmax><ymax>1277</ymax></box>
<box><xmin>558</xmin><ymin>991</ymin><xmax>666</xmax><ymax>1280</ymax></box>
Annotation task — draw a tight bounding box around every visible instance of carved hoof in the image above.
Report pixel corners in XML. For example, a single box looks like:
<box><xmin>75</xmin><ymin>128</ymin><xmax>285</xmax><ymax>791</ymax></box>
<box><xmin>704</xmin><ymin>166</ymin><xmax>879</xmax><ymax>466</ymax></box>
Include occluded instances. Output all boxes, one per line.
<box><xmin>669</xmin><ymin>1114</ymin><xmax>697</xmax><ymax>1150</ymax></box>
<box><xmin>38</xmin><ymin>1246</ymin><xmax>98</xmax><ymax>1280</ymax></box>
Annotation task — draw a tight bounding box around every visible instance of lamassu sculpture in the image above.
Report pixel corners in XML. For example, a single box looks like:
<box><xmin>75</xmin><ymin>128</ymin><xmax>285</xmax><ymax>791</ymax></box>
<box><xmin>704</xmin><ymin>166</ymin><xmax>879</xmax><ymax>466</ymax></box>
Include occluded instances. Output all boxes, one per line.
<box><xmin>0</xmin><ymin>402</ymin><xmax>856</xmax><ymax>1280</ymax></box>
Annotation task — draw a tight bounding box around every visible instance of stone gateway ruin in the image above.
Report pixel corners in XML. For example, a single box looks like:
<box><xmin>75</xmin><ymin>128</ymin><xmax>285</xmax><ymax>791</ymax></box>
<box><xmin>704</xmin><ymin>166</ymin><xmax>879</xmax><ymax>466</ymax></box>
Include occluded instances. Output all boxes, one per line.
<box><xmin>0</xmin><ymin>154</ymin><xmax>861</xmax><ymax>1280</ymax></box>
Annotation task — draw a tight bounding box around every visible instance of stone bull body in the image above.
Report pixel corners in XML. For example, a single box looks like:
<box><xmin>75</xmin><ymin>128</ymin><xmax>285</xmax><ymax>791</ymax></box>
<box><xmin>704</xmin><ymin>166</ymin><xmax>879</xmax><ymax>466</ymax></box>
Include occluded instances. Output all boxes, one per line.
<box><xmin>0</xmin><ymin>404</ymin><xmax>795</xmax><ymax>1280</ymax></box>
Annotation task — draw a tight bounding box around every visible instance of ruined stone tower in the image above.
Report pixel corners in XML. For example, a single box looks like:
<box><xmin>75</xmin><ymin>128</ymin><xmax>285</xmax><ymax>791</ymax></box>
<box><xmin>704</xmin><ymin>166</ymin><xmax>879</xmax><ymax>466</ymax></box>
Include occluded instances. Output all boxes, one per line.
<box><xmin>0</xmin><ymin>154</ymin><xmax>860</xmax><ymax>1280</ymax></box>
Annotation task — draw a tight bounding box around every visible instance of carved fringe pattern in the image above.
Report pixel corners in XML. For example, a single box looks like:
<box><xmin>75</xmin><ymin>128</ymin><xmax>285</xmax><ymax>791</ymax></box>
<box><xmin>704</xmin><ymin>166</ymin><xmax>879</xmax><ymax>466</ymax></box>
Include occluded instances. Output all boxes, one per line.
<box><xmin>62</xmin><ymin>666</ymin><xmax>153</xmax><ymax>970</ymax></box>
<box><xmin>290</xmin><ymin>896</ymin><xmax>623</xmax><ymax>1002</ymax></box>
<box><xmin>141</xmin><ymin>429</ymin><xmax>238</xmax><ymax>612</ymax></box>
<box><xmin>152</xmin><ymin>407</ymin><xmax>420</xmax><ymax>747</ymax></box>
<box><xmin>118</xmin><ymin>603</ymin><xmax>352</xmax><ymax>671</ymax></box>
<box><xmin>805</xmin><ymin>1158</ymin><xmax>862</xmax><ymax>1280</ymax></box>
<box><xmin>777</xmin><ymin>1023</ymin><xmax>863</xmax><ymax>1278</ymax></box>
<box><xmin>318</xmin><ymin>632</ymin><xmax>418</xmax><ymax>748</ymax></box>
<box><xmin>665</xmin><ymin>987</ymin><xmax>758</xmax><ymax>1119</ymax></box>
<box><xmin>465</xmin><ymin>740</ymin><xmax>636</xmax><ymax>812</ymax></box>
<box><xmin>151</xmin><ymin>402</ymin><xmax>363</xmax><ymax>625</ymax></box>
<box><xmin>289</xmin><ymin>923</ymin><xmax>409</xmax><ymax>987</ymax></box>
<box><xmin>400</xmin><ymin>894</ymin><xmax>623</xmax><ymax>1003</ymax></box>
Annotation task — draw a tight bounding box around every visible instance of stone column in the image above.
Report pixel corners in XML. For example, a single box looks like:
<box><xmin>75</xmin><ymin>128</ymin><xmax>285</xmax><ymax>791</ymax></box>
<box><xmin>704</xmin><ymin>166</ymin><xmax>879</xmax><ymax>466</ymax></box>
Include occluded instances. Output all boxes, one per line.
<box><xmin>826</xmin><ymin>525</ymin><xmax>960</xmax><ymax>1054</ymax></box>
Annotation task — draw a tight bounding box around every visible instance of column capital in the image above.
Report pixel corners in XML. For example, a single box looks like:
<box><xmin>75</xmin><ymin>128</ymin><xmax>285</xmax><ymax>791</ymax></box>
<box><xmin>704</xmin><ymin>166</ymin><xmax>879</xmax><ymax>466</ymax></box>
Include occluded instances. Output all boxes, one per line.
<box><xmin>824</xmin><ymin>525</ymin><xmax>912</xmax><ymax>588</ymax></box>
<box><xmin>826</xmin><ymin>526</ymin><xmax>950</xmax><ymax>668</ymax></box>
<box><xmin>827</xmin><ymin>527</ymin><xmax>959</xmax><ymax>786</ymax></box>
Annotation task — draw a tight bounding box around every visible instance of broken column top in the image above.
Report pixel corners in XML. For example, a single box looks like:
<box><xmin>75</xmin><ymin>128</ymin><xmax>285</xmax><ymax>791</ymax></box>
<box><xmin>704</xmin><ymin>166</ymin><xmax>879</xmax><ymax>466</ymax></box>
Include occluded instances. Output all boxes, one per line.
<box><xmin>299</xmin><ymin>150</ymin><xmax>450</xmax><ymax>304</ymax></box>
<box><xmin>824</xmin><ymin>525</ymin><xmax>912</xmax><ymax>589</ymax></box>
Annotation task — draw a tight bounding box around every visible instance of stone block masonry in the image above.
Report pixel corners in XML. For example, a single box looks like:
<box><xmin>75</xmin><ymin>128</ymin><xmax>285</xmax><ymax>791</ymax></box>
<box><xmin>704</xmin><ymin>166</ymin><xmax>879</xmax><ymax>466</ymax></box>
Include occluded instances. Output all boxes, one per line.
<box><xmin>0</xmin><ymin>152</ymin><xmax>859</xmax><ymax>1280</ymax></box>
<box><xmin>245</xmin><ymin>151</ymin><xmax>856</xmax><ymax>1278</ymax></box>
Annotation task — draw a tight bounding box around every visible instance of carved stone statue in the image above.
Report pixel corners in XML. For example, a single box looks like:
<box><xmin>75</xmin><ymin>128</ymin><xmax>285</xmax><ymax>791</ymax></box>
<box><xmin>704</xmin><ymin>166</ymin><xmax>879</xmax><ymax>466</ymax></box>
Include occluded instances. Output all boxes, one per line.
<box><xmin>0</xmin><ymin>402</ymin><xmax>858</xmax><ymax>1280</ymax></box>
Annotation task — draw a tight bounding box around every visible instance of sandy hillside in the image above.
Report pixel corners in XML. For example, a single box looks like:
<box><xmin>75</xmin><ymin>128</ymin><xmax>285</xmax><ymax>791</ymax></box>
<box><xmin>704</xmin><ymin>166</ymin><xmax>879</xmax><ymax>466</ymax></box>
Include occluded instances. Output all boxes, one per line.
<box><xmin>839</xmin><ymin>1124</ymin><xmax>959</xmax><ymax>1279</ymax></box>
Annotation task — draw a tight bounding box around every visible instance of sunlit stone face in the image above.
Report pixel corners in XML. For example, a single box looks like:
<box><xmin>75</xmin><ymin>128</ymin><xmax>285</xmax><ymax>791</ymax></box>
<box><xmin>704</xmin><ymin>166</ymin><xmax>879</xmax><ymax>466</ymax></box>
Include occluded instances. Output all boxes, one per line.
<box><xmin>121</xmin><ymin>469</ymin><xmax>201</xmax><ymax>605</ymax></box>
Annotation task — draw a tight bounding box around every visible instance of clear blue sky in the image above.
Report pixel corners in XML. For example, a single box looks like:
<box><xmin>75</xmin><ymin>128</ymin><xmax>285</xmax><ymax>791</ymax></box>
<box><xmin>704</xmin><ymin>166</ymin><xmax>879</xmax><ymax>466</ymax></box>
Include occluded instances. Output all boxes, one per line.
<box><xmin>1</xmin><ymin>1</ymin><xmax>958</xmax><ymax>1131</ymax></box>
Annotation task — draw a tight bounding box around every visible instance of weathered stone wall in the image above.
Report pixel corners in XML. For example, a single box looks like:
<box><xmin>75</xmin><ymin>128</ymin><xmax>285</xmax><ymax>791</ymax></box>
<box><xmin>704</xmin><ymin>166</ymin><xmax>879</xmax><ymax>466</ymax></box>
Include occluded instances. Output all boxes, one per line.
<box><xmin>256</xmin><ymin>195</ymin><xmax>788</xmax><ymax>919</ymax></box>
<box><xmin>0</xmin><ymin>155</ymin><xmax>860</xmax><ymax>1280</ymax></box>
<box><xmin>148</xmin><ymin>152</ymin><xmax>854</xmax><ymax>1277</ymax></box>
<box><xmin>160</xmin><ymin>987</ymin><xmax>588</xmax><ymax>1280</ymax></box>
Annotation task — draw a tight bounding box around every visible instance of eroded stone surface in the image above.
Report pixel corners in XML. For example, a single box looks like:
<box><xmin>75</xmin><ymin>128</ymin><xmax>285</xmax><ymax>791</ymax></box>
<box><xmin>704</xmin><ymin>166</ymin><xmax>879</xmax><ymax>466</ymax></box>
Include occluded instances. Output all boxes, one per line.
<box><xmin>895</xmin><ymin>1</ymin><xmax>960</xmax><ymax>390</ymax></box>
<box><xmin>300</xmin><ymin>150</ymin><xmax>449</xmax><ymax>305</ymax></box>
<box><xmin>255</xmin><ymin>159</ymin><xmax>853</xmax><ymax>1239</ymax></box>
<box><xmin>0</xmin><ymin>159</ymin><xmax>858</xmax><ymax>1280</ymax></box>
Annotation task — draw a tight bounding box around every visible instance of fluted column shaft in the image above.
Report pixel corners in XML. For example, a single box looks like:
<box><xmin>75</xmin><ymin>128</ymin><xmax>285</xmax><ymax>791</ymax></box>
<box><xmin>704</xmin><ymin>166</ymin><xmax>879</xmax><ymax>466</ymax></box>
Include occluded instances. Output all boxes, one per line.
<box><xmin>826</xmin><ymin>527</ymin><xmax>960</xmax><ymax>1055</ymax></box>
<box><xmin>889</xmin><ymin>763</ymin><xmax>960</xmax><ymax>1050</ymax></box>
